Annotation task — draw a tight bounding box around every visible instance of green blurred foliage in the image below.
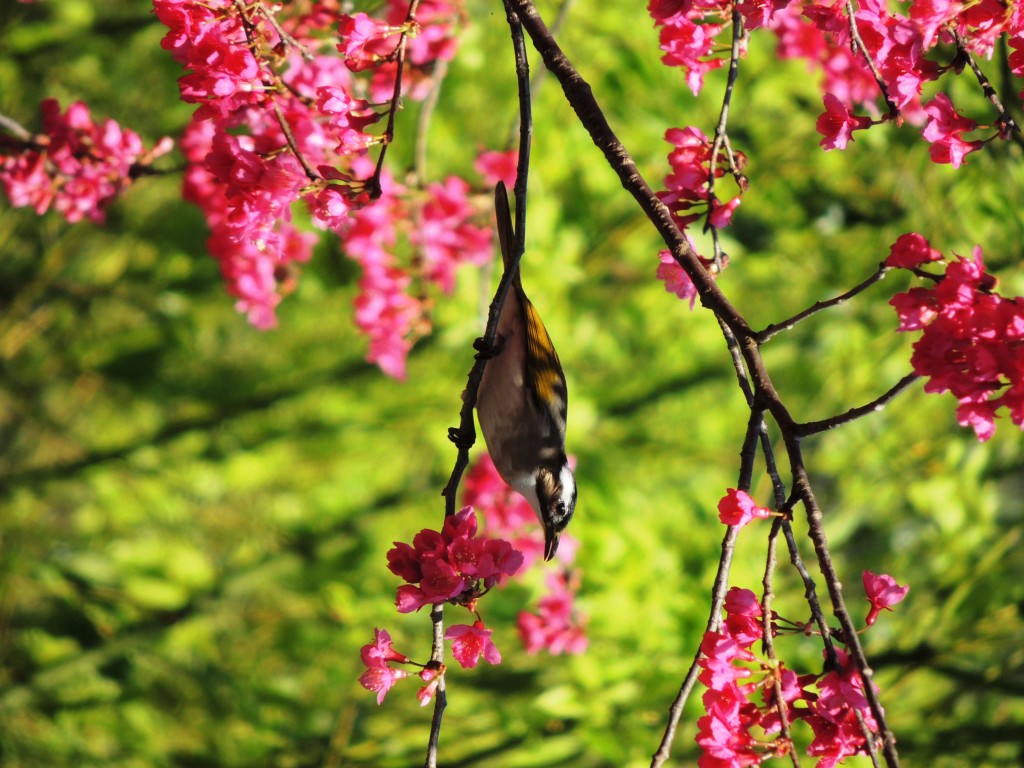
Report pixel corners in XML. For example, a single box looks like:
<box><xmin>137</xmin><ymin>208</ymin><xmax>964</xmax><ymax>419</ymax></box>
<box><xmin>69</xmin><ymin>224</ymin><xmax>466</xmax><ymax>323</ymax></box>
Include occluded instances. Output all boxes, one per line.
<box><xmin>1</xmin><ymin>0</ymin><xmax>1023</xmax><ymax>766</ymax></box>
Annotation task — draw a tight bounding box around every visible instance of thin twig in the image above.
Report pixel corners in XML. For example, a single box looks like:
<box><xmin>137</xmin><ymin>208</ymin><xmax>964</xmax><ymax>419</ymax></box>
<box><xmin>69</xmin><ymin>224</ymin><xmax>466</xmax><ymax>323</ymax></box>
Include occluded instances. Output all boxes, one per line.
<box><xmin>844</xmin><ymin>0</ymin><xmax>898</xmax><ymax>117</ymax></box>
<box><xmin>0</xmin><ymin>112</ymin><xmax>32</xmax><ymax>142</ymax></box>
<box><xmin>506</xmin><ymin>0</ymin><xmax>533</xmax><ymax>239</ymax></box>
<box><xmin>430</xmin><ymin>10</ymin><xmax>534</xmax><ymax>766</ymax></box>
<box><xmin>652</xmin><ymin>412</ymin><xmax>760</xmax><ymax>765</ymax></box>
<box><xmin>780</xmin><ymin>519</ymin><xmax>835</xmax><ymax>658</ymax></box>
<box><xmin>258</xmin><ymin>1</ymin><xmax>315</xmax><ymax>60</ymax></box>
<box><xmin>952</xmin><ymin>31</ymin><xmax>1024</xmax><ymax>147</ymax></box>
<box><xmin>651</xmin><ymin>524</ymin><xmax>741</xmax><ymax>768</ymax></box>
<box><xmin>755</xmin><ymin>263</ymin><xmax>890</xmax><ymax>343</ymax></box>
<box><xmin>706</xmin><ymin>8</ymin><xmax>747</xmax><ymax>269</ymax></box>
<box><xmin>762</xmin><ymin>519</ymin><xmax>802</xmax><ymax>768</ymax></box>
<box><xmin>232</xmin><ymin>0</ymin><xmax>320</xmax><ymax>182</ymax></box>
<box><xmin>368</xmin><ymin>0</ymin><xmax>424</xmax><ymax>199</ymax></box>
<box><xmin>503</xmin><ymin>0</ymin><xmax>575</xmax><ymax>147</ymax></box>
<box><xmin>795</xmin><ymin>373</ymin><xmax>920</xmax><ymax>437</ymax></box>
<box><xmin>271</xmin><ymin>100</ymin><xmax>320</xmax><ymax>181</ymax></box>
<box><xmin>413</xmin><ymin>59</ymin><xmax>450</xmax><ymax>187</ymax></box>
<box><xmin>424</xmin><ymin>605</ymin><xmax>447</xmax><ymax>768</ymax></box>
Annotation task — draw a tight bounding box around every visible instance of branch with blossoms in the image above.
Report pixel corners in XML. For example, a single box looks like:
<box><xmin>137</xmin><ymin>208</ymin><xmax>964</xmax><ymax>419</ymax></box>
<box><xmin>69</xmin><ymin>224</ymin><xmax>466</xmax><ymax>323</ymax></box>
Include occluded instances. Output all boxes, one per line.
<box><xmin>500</xmin><ymin>0</ymin><xmax>1024</xmax><ymax>765</ymax></box>
<box><xmin>4</xmin><ymin>0</ymin><xmax>1024</xmax><ymax>765</ymax></box>
<box><xmin>358</xmin><ymin>10</ymin><xmax>588</xmax><ymax>767</ymax></box>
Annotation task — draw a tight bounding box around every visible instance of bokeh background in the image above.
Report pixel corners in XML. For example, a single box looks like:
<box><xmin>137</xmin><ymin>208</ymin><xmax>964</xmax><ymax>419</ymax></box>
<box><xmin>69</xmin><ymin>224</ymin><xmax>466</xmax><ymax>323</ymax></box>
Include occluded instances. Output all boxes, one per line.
<box><xmin>2</xmin><ymin>1</ymin><xmax>1023</xmax><ymax>766</ymax></box>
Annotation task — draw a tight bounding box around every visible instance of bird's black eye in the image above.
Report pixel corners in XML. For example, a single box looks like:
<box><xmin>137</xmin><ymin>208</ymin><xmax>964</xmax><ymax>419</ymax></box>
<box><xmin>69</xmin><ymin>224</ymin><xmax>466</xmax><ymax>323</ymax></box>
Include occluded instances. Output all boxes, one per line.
<box><xmin>556</xmin><ymin>501</ymin><xmax>566</xmax><ymax>516</ymax></box>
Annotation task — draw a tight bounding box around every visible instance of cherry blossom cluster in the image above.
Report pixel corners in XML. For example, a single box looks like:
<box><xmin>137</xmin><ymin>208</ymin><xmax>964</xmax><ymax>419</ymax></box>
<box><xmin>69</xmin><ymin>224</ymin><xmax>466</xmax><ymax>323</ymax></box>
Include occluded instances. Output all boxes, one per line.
<box><xmin>887</xmin><ymin>233</ymin><xmax>1024</xmax><ymax>442</ymax></box>
<box><xmin>696</xmin><ymin>580</ymin><xmax>909</xmax><ymax>767</ymax></box>
<box><xmin>778</xmin><ymin>0</ymin><xmax>1023</xmax><ymax>159</ymax></box>
<box><xmin>648</xmin><ymin>0</ymin><xmax>785</xmax><ymax>96</ymax></box>
<box><xmin>359</xmin><ymin>620</ymin><xmax>505</xmax><ymax>706</ymax></box>
<box><xmin>655</xmin><ymin>126</ymin><xmax>744</xmax><ymax>307</ymax></box>
<box><xmin>154</xmin><ymin>0</ymin><xmax>489</xmax><ymax>376</ymax></box>
<box><xmin>358</xmin><ymin>626</ymin><xmax>446</xmax><ymax>706</ymax></box>
<box><xmin>360</xmin><ymin>452</ymin><xmax>590</xmax><ymax>706</ymax></box>
<box><xmin>359</xmin><ymin>506</ymin><xmax>519</xmax><ymax>705</ymax></box>
<box><xmin>0</xmin><ymin>99</ymin><xmax>171</xmax><ymax>224</ymax></box>
<box><xmin>649</xmin><ymin>0</ymin><xmax>1023</xmax><ymax>164</ymax></box>
<box><xmin>697</xmin><ymin>490</ymin><xmax>910</xmax><ymax>766</ymax></box>
<box><xmin>386</xmin><ymin>505</ymin><xmax>524</xmax><ymax>613</ymax></box>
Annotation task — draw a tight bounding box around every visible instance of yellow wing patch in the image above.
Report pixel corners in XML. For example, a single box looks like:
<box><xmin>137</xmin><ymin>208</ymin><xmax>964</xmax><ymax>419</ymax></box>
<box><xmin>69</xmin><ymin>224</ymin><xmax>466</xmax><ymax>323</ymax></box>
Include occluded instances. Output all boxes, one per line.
<box><xmin>523</xmin><ymin>296</ymin><xmax>564</xmax><ymax>407</ymax></box>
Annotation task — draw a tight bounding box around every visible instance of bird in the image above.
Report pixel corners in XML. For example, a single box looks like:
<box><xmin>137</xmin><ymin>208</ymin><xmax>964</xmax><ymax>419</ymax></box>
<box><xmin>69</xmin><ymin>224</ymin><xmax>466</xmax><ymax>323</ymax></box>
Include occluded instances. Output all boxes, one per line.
<box><xmin>475</xmin><ymin>182</ymin><xmax>577</xmax><ymax>561</ymax></box>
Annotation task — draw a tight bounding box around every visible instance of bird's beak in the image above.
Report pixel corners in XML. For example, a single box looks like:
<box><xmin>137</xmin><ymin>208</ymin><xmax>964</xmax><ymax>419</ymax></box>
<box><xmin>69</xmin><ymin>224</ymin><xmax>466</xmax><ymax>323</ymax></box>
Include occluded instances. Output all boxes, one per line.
<box><xmin>543</xmin><ymin>523</ymin><xmax>560</xmax><ymax>562</ymax></box>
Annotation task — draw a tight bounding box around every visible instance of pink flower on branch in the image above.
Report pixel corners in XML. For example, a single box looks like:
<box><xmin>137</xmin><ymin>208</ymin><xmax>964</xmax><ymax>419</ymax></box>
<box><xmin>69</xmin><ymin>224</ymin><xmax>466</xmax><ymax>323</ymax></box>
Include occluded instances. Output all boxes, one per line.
<box><xmin>922</xmin><ymin>93</ymin><xmax>983</xmax><ymax>168</ymax></box>
<box><xmin>387</xmin><ymin>506</ymin><xmax>524</xmax><ymax>613</ymax></box>
<box><xmin>0</xmin><ymin>99</ymin><xmax>172</xmax><ymax>224</ymax></box>
<box><xmin>889</xmin><ymin>237</ymin><xmax>1024</xmax><ymax>440</ymax></box>
<box><xmin>862</xmin><ymin>571</ymin><xmax>909</xmax><ymax>626</ymax></box>
<box><xmin>816</xmin><ymin>93</ymin><xmax>874</xmax><ymax>150</ymax></box>
<box><xmin>718</xmin><ymin>489</ymin><xmax>774</xmax><ymax>529</ymax></box>
<box><xmin>885</xmin><ymin>232</ymin><xmax>942</xmax><ymax>269</ymax></box>
<box><xmin>358</xmin><ymin>628</ymin><xmax>412</xmax><ymax>704</ymax></box>
<box><xmin>446</xmin><ymin>620</ymin><xmax>502</xmax><ymax>668</ymax></box>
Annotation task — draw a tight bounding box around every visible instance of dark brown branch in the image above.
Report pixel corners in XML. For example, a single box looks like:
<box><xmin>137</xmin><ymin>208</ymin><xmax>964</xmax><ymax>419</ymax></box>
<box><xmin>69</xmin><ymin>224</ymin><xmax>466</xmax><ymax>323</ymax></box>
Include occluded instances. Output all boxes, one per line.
<box><xmin>755</xmin><ymin>262</ymin><xmax>890</xmax><ymax>343</ymax></box>
<box><xmin>652</xmin><ymin>410</ymin><xmax>760</xmax><ymax>765</ymax></box>
<box><xmin>651</xmin><ymin>524</ymin><xmax>741</xmax><ymax>768</ymax></box>
<box><xmin>795</xmin><ymin>373</ymin><xmax>920</xmax><ymax>437</ymax></box>
<box><xmin>762</xmin><ymin>519</ymin><xmax>802</xmax><ymax>768</ymax></box>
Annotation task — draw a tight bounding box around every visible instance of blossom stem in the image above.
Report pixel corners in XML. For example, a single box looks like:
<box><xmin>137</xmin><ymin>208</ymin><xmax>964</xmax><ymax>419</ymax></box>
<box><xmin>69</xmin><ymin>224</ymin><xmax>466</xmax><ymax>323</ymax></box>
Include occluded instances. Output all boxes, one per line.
<box><xmin>369</xmin><ymin>0</ymin><xmax>423</xmax><ymax>199</ymax></box>
<box><xmin>706</xmin><ymin>8</ymin><xmax>746</xmax><ymax>269</ymax></box>
<box><xmin>651</xmin><ymin>525</ymin><xmax>740</xmax><ymax>768</ymax></box>
<box><xmin>844</xmin><ymin>0</ymin><xmax>898</xmax><ymax>117</ymax></box>
<box><xmin>952</xmin><ymin>31</ymin><xmax>1024</xmax><ymax>148</ymax></box>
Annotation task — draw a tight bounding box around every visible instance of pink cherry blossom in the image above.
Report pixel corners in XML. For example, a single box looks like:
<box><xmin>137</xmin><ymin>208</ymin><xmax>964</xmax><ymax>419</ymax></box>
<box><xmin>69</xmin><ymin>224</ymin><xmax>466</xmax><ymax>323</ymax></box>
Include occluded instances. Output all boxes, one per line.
<box><xmin>446</xmin><ymin>620</ymin><xmax>502</xmax><ymax>668</ymax></box>
<box><xmin>816</xmin><ymin>93</ymin><xmax>874</xmax><ymax>150</ymax></box>
<box><xmin>358</xmin><ymin>628</ymin><xmax>411</xmax><ymax>704</ymax></box>
<box><xmin>717</xmin><ymin>488</ymin><xmax>773</xmax><ymax>528</ymax></box>
<box><xmin>862</xmin><ymin>571</ymin><xmax>909</xmax><ymax>625</ymax></box>
<box><xmin>517</xmin><ymin>571</ymin><xmax>588</xmax><ymax>655</ymax></box>
<box><xmin>885</xmin><ymin>232</ymin><xmax>943</xmax><ymax>268</ymax></box>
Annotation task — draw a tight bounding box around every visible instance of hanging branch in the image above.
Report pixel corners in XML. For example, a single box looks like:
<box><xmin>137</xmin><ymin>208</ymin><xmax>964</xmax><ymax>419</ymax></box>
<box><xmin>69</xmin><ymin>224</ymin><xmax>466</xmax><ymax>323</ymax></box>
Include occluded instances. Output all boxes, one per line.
<box><xmin>952</xmin><ymin>31</ymin><xmax>1024</xmax><ymax>146</ymax></box>
<box><xmin>368</xmin><ymin>0</ymin><xmax>424</xmax><ymax>199</ymax></box>
<box><xmin>429</xmin><ymin>9</ymin><xmax>534</xmax><ymax>767</ymax></box>
<box><xmin>844</xmin><ymin>0</ymin><xmax>898</xmax><ymax>118</ymax></box>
